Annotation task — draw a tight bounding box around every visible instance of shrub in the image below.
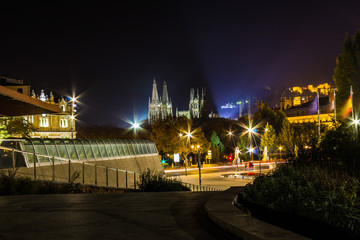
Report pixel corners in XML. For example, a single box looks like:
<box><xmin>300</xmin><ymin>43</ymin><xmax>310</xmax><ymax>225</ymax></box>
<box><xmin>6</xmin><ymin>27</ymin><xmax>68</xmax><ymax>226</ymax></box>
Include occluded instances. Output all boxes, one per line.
<box><xmin>238</xmin><ymin>164</ymin><xmax>360</xmax><ymax>238</ymax></box>
<box><xmin>137</xmin><ymin>168</ymin><xmax>190</xmax><ymax>192</ymax></box>
<box><xmin>0</xmin><ymin>170</ymin><xmax>84</xmax><ymax>195</ymax></box>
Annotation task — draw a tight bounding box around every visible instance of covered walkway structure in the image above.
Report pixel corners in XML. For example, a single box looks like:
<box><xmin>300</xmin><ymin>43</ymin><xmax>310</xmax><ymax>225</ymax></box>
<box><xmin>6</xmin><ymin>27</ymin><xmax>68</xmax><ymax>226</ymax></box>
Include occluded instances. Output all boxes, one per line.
<box><xmin>0</xmin><ymin>138</ymin><xmax>162</xmax><ymax>189</ymax></box>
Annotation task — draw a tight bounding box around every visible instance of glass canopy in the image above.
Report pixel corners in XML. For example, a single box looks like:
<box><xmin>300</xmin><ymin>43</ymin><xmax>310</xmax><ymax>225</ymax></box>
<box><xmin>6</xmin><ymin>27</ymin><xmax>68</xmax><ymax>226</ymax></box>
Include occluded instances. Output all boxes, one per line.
<box><xmin>0</xmin><ymin>138</ymin><xmax>158</xmax><ymax>168</ymax></box>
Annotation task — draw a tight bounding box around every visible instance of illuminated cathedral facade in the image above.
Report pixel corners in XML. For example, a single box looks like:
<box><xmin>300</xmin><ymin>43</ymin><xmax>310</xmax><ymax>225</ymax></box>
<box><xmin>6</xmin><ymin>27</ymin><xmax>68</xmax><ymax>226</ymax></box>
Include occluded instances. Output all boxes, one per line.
<box><xmin>148</xmin><ymin>79</ymin><xmax>173</xmax><ymax>124</ymax></box>
<box><xmin>147</xmin><ymin>79</ymin><xmax>213</xmax><ymax>124</ymax></box>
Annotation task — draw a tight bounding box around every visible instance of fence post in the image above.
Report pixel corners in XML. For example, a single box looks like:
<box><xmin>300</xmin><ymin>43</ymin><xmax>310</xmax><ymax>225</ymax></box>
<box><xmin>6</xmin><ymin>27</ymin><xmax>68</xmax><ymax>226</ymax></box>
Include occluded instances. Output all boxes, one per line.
<box><xmin>12</xmin><ymin>149</ymin><xmax>15</xmax><ymax>171</ymax></box>
<box><xmin>106</xmin><ymin>167</ymin><xmax>108</xmax><ymax>186</ymax></box>
<box><xmin>116</xmin><ymin>169</ymin><xmax>119</xmax><ymax>188</ymax></box>
<box><xmin>52</xmin><ymin>157</ymin><xmax>55</xmax><ymax>181</ymax></box>
<box><xmin>134</xmin><ymin>173</ymin><xmax>136</xmax><ymax>190</ymax></box>
<box><xmin>125</xmin><ymin>171</ymin><xmax>128</xmax><ymax>189</ymax></box>
<box><xmin>95</xmin><ymin>165</ymin><xmax>97</xmax><ymax>185</ymax></box>
<box><xmin>82</xmin><ymin>162</ymin><xmax>85</xmax><ymax>184</ymax></box>
<box><xmin>68</xmin><ymin>160</ymin><xmax>71</xmax><ymax>182</ymax></box>
<box><xmin>33</xmin><ymin>153</ymin><xmax>36</xmax><ymax>180</ymax></box>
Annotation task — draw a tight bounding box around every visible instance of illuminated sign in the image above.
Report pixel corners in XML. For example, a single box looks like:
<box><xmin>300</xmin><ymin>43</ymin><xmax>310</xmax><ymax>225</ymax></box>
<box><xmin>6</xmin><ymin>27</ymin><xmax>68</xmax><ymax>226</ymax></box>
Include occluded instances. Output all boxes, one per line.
<box><xmin>174</xmin><ymin>153</ymin><xmax>180</xmax><ymax>163</ymax></box>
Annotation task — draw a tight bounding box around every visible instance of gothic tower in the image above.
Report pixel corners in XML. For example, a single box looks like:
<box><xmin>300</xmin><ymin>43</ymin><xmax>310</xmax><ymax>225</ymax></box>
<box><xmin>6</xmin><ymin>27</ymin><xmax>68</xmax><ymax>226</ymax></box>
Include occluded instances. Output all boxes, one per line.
<box><xmin>148</xmin><ymin>79</ymin><xmax>173</xmax><ymax>124</ymax></box>
<box><xmin>189</xmin><ymin>87</ymin><xmax>207</xmax><ymax>119</ymax></box>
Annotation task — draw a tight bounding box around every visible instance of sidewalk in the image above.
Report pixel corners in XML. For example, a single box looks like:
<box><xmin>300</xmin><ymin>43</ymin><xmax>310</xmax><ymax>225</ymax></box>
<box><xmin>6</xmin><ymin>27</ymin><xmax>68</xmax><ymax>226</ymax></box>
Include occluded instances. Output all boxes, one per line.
<box><xmin>203</xmin><ymin>187</ymin><xmax>310</xmax><ymax>240</ymax></box>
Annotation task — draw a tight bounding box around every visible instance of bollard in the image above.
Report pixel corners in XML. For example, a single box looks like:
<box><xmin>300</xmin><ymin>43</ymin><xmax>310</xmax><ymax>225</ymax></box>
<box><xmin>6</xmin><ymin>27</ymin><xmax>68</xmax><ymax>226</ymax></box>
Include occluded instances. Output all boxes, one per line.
<box><xmin>95</xmin><ymin>165</ymin><xmax>97</xmax><ymax>185</ymax></box>
<box><xmin>134</xmin><ymin>173</ymin><xmax>136</xmax><ymax>190</ymax></box>
<box><xmin>68</xmin><ymin>160</ymin><xmax>71</xmax><ymax>182</ymax></box>
<box><xmin>12</xmin><ymin>149</ymin><xmax>15</xmax><ymax>171</ymax></box>
<box><xmin>52</xmin><ymin>157</ymin><xmax>55</xmax><ymax>181</ymax></box>
<box><xmin>116</xmin><ymin>169</ymin><xmax>119</xmax><ymax>188</ymax></box>
<box><xmin>125</xmin><ymin>171</ymin><xmax>128</xmax><ymax>189</ymax></box>
<box><xmin>106</xmin><ymin>167</ymin><xmax>108</xmax><ymax>186</ymax></box>
<box><xmin>33</xmin><ymin>153</ymin><xmax>37</xmax><ymax>180</ymax></box>
<box><xmin>82</xmin><ymin>162</ymin><xmax>85</xmax><ymax>184</ymax></box>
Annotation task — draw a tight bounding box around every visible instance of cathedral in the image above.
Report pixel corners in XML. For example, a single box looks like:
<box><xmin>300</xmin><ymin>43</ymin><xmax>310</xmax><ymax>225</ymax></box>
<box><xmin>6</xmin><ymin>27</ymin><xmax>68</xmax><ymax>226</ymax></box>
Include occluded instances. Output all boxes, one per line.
<box><xmin>148</xmin><ymin>79</ymin><xmax>173</xmax><ymax>123</ymax></box>
<box><xmin>189</xmin><ymin>88</ymin><xmax>207</xmax><ymax>118</ymax></box>
<box><xmin>148</xmin><ymin>79</ymin><xmax>212</xmax><ymax>123</ymax></box>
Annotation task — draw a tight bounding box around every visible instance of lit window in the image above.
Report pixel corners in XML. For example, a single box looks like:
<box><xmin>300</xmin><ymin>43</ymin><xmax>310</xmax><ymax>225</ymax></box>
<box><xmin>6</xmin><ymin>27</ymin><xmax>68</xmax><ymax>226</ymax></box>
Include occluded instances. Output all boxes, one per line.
<box><xmin>60</xmin><ymin>119</ymin><xmax>68</xmax><ymax>128</ymax></box>
<box><xmin>40</xmin><ymin>117</ymin><xmax>49</xmax><ymax>127</ymax></box>
<box><xmin>61</xmin><ymin>105</ymin><xmax>66</xmax><ymax>112</ymax></box>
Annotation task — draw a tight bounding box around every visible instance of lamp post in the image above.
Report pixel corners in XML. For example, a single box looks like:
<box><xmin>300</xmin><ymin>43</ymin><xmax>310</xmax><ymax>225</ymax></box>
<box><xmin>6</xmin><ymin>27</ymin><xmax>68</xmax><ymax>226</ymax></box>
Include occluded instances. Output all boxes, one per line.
<box><xmin>352</xmin><ymin>118</ymin><xmax>359</xmax><ymax>172</ymax></box>
<box><xmin>279</xmin><ymin>146</ymin><xmax>282</xmax><ymax>160</ymax></box>
<box><xmin>131</xmin><ymin>122</ymin><xmax>140</xmax><ymax>138</ymax></box>
<box><xmin>70</xmin><ymin>97</ymin><xmax>76</xmax><ymax>139</ymax></box>
<box><xmin>196</xmin><ymin>145</ymin><xmax>201</xmax><ymax>187</ymax></box>
<box><xmin>184</xmin><ymin>132</ymin><xmax>192</xmax><ymax>176</ymax></box>
<box><xmin>235</xmin><ymin>147</ymin><xmax>240</xmax><ymax>172</ymax></box>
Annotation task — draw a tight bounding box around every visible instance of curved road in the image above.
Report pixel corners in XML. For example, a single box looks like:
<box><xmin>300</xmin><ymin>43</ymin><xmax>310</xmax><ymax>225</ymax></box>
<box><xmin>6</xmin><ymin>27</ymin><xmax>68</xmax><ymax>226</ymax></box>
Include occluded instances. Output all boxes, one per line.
<box><xmin>0</xmin><ymin>192</ymin><xmax>240</xmax><ymax>240</ymax></box>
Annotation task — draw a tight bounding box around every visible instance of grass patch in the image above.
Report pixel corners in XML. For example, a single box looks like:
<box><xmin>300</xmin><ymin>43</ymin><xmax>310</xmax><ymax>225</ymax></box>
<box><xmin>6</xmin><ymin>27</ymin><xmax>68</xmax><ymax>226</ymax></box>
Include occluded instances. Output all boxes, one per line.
<box><xmin>137</xmin><ymin>168</ymin><xmax>190</xmax><ymax>192</ymax></box>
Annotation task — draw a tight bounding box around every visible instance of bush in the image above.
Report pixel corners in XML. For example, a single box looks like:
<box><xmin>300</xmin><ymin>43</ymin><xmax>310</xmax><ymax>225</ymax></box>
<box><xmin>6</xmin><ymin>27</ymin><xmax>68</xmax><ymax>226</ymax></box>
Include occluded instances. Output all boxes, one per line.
<box><xmin>137</xmin><ymin>169</ymin><xmax>190</xmax><ymax>192</ymax></box>
<box><xmin>0</xmin><ymin>170</ymin><xmax>84</xmax><ymax>195</ymax></box>
<box><xmin>238</xmin><ymin>164</ymin><xmax>360</xmax><ymax>239</ymax></box>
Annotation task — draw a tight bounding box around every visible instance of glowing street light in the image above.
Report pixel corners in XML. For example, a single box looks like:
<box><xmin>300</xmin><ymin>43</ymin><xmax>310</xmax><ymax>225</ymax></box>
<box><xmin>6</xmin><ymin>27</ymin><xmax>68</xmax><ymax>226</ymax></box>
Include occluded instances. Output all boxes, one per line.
<box><xmin>279</xmin><ymin>146</ymin><xmax>283</xmax><ymax>159</ymax></box>
<box><xmin>131</xmin><ymin>122</ymin><xmax>140</xmax><ymax>129</ymax></box>
<box><xmin>70</xmin><ymin>96</ymin><xmax>77</xmax><ymax>139</ymax></box>
<box><xmin>352</xmin><ymin>118</ymin><xmax>360</xmax><ymax>126</ymax></box>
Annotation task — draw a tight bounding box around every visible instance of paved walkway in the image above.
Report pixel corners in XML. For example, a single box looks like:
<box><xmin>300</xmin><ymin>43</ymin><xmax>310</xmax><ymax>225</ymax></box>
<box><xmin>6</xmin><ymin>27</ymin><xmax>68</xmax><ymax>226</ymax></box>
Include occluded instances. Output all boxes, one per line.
<box><xmin>0</xmin><ymin>192</ymin><xmax>235</xmax><ymax>240</ymax></box>
<box><xmin>0</xmin><ymin>187</ymin><xmax>310</xmax><ymax>240</ymax></box>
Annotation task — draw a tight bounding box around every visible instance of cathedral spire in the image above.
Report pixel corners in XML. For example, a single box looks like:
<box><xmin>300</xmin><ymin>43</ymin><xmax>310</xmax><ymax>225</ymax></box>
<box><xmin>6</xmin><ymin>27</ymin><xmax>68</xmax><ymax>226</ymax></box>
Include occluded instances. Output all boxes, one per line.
<box><xmin>162</xmin><ymin>81</ymin><xmax>169</xmax><ymax>104</ymax></box>
<box><xmin>151</xmin><ymin>78</ymin><xmax>159</xmax><ymax>101</ymax></box>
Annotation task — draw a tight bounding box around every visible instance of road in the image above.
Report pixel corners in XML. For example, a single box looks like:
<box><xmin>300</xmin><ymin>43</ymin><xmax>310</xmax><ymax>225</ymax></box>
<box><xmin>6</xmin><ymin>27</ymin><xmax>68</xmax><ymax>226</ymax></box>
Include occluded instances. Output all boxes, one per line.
<box><xmin>165</xmin><ymin>164</ymin><xmax>273</xmax><ymax>191</ymax></box>
<box><xmin>0</xmin><ymin>191</ymin><xmax>240</xmax><ymax>240</ymax></box>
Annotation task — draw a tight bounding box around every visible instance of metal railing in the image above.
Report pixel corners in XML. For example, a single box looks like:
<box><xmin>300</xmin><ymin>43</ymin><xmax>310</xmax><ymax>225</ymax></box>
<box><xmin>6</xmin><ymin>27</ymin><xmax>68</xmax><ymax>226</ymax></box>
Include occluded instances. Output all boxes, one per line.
<box><xmin>0</xmin><ymin>145</ymin><xmax>222</xmax><ymax>192</ymax></box>
<box><xmin>0</xmin><ymin>146</ymin><xmax>139</xmax><ymax>190</ymax></box>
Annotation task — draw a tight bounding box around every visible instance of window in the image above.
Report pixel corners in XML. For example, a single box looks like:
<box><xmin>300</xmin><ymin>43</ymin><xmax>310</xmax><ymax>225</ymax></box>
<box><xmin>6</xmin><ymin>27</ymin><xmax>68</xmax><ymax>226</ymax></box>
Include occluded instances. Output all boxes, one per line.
<box><xmin>39</xmin><ymin>117</ymin><xmax>49</xmax><ymax>127</ymax></box>
<box><xmin>17</xmin><ymin>88</ymin><xmax>23</xmax><ymax>94</ymax></box>
<box><xmin>60</xmin><ymin>119</ymin><xmax>68</xmax><ymax>128</ymax></box>
<box><xmin>61</xmin><ymin>105</ymin><xmax>66</xmax><ymax>112</ymax></box>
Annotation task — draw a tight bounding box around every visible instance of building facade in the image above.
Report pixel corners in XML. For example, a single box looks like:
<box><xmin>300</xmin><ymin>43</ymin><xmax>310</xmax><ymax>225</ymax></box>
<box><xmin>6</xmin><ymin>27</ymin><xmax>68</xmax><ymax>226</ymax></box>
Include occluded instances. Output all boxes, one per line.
<box><xmin>0</xmin><ymin>76</ymin><xmax>75</xmax><ymax>138</ymax></box>
<box><xmin>27</xmin><ymin>90</ymin><xmax>75</xmax><ymax>138</ymax></box>
<box><xmin>148</xmin><ymin>79</ymin><xmax>173</xmax><ymax>123</ymax></box>
<box><xmin>280</xmin><ymin>83</ymin><xmax>333</xmax><ymax>110</ymax></box>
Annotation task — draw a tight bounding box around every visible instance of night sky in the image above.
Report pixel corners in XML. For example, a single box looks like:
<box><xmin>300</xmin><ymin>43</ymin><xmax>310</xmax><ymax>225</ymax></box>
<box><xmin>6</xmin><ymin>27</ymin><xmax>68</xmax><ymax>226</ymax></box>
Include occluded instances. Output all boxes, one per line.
<box><xmin>1</xmin><ymin>1</ymin><xmax>360</xmax><ymax>127</ymax></box>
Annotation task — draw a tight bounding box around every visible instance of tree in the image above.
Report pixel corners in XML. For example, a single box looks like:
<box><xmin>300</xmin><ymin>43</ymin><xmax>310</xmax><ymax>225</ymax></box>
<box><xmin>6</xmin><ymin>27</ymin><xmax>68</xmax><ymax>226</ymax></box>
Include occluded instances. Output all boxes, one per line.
<box><xmin>333</xmin><ymin>31</ymin><xmax>360</xmax><ymax>117</ymax></box>
<box><xmin>6</xmin><ymin>117</ymin><xmax>37</xmax><ymax>138</ymax></box>
<box><xmin>260</xmin><ymin>122</ymin><xmax>277</xmax><ymax>157</ymax></box>
<box><xmin>237</xmin><ymin>134</ymin><xmax>250</xmax><ymax>161</ymax></box>
<box><xmin>210</xmin><ymin>131</ymin><xmax>224</xmax><ymax>163</ymax></box>
<box><xmin>278</xmin><ymin>119</ymin><xmax>294</xmax><ymax>157</ymax></box>
<box><xmin>0</xmin><ymin>125</ymin><xmax>10</xmax><ymax>139</ymax></box>
<box><xmin>150</xmin><ymin>116</ymin><xmax>210</xmax><ymax>163</ymax></box>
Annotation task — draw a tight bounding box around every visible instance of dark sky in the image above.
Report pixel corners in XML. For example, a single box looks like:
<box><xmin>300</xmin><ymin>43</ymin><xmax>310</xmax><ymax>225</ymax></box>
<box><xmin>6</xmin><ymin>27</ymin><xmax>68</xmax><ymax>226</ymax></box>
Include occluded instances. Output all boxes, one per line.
<box><xmin>1</xmin><ymin>1</ymin><xmax>360</xmax><ymax>127</ymax></box>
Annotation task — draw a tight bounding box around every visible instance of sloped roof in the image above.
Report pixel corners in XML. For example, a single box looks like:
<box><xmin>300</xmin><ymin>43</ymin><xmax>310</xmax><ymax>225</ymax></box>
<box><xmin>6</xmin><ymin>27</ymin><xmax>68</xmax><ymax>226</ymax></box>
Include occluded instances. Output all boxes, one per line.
<box><xmin>0</xmin><ymin>86</ymin><xmax>61</xmax><ymax>116</ymax></box>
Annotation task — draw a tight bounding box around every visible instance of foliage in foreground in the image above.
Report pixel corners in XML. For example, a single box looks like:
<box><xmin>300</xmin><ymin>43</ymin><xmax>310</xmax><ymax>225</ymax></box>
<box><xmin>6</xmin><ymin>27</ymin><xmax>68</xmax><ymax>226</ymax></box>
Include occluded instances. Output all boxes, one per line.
<box><xmin>0</xmin><ymin>171</ymin><xmax>84</xmax><ymax>195</ymax></box>
<box><xmin>137</xmin><ymin>169</ymin><xmax>190</xmax><ymax>192</ymax></box>
<box><xmin>238</xmin><ymin>164</ymin><xmax>360</xmax><ymax>238</ymax></box>
<box><xmin>0</xmin><ymin>171</ymin><xmax>124</xmax><ymax>195</ymax></box>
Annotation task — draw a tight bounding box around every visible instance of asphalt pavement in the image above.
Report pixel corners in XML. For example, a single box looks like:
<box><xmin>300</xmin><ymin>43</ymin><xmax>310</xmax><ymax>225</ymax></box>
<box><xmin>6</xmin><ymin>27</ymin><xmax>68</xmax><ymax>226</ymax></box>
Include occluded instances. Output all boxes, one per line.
<box><xmin>0</xmin><ymin>191</ymin><xmax>239</xmax><ymax>240</ymax></box>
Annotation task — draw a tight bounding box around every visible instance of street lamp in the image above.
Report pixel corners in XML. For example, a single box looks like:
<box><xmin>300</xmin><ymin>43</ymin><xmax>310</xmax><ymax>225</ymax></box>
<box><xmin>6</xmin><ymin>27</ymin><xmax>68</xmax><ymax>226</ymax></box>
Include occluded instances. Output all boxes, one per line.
<box><xmin>194</xmin><ymin>145</ymin><xmax>201</xmax><ymax>187</ymax></box>
<box><xmin>182</xmin><ymin>131</ymin><xmax>193</xmax><ymax>176</ymax></box>
<box><xmin>227</xmin><ymin>130</ymin><xmax>235</xmax><ymax>148</ymax></box>
<box><xmin>279</xmin><ymin>146</ymin><xmax>283</xmax><ymax>160</ymax></box>
<box><xmin>131</xmin><ymin>122</ymin><xmax>140</xmax><ymax>137</ymax></box>
<box><xmin>70</xmin><ymin>97</ymin><xmax>77</xmax><ymax>139</ymax></box>
<box><xmin>235</xmin><ymin>147</ymin><xmax>240</xmax><ymax>172</ymax></box>
<box><xmin>352</xmin><ymin>117</ymin><xmax>359</xmax><ymax>169</ymax></box>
